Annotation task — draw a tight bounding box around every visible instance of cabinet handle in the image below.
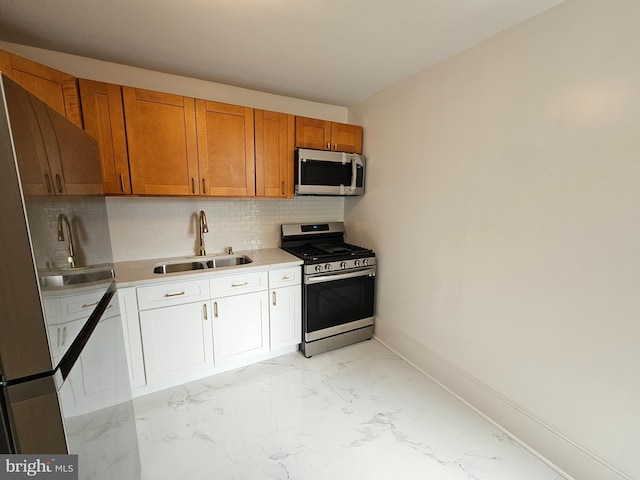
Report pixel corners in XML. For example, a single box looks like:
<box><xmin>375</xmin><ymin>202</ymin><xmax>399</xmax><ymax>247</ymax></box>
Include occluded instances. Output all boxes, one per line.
<box><xmin>213</xmin><ymin>301</ymin><xmax>218</xmax><ymax>318</ymax></box>
<box><xmin>272</xmin><ymin>291</ymin><xmax>276</xmax><ymax>306</ymax></box>
<box><xmin>81</xmin><ymin>301</ymin><xmax>99</xmax><ymax>308</ymax></box>
<box><xmin>55</xmin><ymin>174</ymin><xmax>63</xmax><ymax>193</ymax></box>
<box><xmin>164</xmin><ymin>291</ymin><xmax>185</xmax><ymax>298</ymax></box>
<box><xmin>231</xmin><ymin>282</ymin><xmax>248</xmax><ymax>288</ymax></box>
<box><xmin>44</xmin><ymin>174</ymin><xmax>52</xmax><ymax>194</ymax></box>
<box><xmin>62</xmin><ymin>326</ymin><xmax>67</xmax><ymax>346</ymax></box>
<box><xmin>56</xmin><ymin>327</ymin><xmax>61</xmax><ymax>348</ymax></box>
<box><xmin>282</xmin><ymin>275</ymin><xmax>290</xmax><ymax>280</ymax></box>
<box><xmin>120</xmin><ymin>174</ymin><xmax>125</xmax><ymax>192</ymax></box>
<box><xmin>281</xmin><ymin>181</ymin><xmax>285</xmax><ymax>196</ymax></box>
<box><xmin>191</xmin><ymin>178</ymin><xmax>196</xmax><ymax>194</ymax></box>
<box><xmin>334</xmin><ymin>143</ymin><xmax>338</xmax><ymax>150</ymax></box>
<box><xmin>203</xmin><ymin>303</ymin><xmax>208</xmax><ymax>320</ymax></box>
<box><xmin>202</xmin><ymin>178</ymin><xmax>207</xmax><ymax>194</ymax></box>
<box><xmin>327</xmin><ymin>142</ymin><xmax>330</xmax><ymax>149</ymax></box>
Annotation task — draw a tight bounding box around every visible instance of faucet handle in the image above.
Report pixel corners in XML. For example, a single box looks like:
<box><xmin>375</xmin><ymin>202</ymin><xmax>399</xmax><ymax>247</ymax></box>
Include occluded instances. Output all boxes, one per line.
<box><xmin>225</xmin><ymin>246</ymin><xmax>233</xmax><ymax>255</ymax></box>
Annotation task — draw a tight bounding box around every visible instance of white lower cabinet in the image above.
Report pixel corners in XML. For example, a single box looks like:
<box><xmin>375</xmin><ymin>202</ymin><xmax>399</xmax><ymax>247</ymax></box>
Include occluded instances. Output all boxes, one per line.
<box><xmin>269</xmin><ymin>285</ymin><xmax>302</xmax><ymax>350</ymax></box>
<box><xmin>212</xmin><ymin>291</ymin><xmax>269</xmax><ymax>366</ymax></box>
<box><xmin>140</xmin><ymin>301</ymin><xmax>213</xmax><ymax>385</ymax></box>
<box><xmin>119</xmin><ymin>264</ymin><xmax>302</xmax><ymax>395</ymax></box>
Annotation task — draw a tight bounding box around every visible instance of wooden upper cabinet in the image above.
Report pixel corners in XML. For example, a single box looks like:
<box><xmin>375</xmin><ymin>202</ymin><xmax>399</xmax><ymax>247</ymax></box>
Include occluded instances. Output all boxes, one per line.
<box><xmin>331</xmin><ymin>122</ymin><xmax>363</xmax><ymax>154</ymax></box>
<box><xmin>124</xmin><ymin>87</ymin><xmax>199</xmax><ymax>196</ymax></box>
<box><xmin>0</xmin><ymin>50</ymin><xmax>11</xmax><ymax>76</ymax></box>
<box><xmin>295</xmin><ymin>116</ymin><xmax>363</xmax><ymax>154</ymax></box>
<box><xmin>255</xmin><ymin>110</ymin><xmax>294</xmax><ymax>198</ymax></box>
<box><xmin>79</xmin><ymin>79</ymin><xmax>131</xmax><ymax>195</ymax></box>
<box><xmin>1</xmin><ymin>50</ymin><xmax>83</xmax><ymax>128</ymax></box>
<box><xmin>196</xmin><ymin>100</ymin><xmax>255</xmax><ymax>197</ymax></box>
<box><xmin>3</xmin><ymin>75</ymin><xmax>102</xmax><ymax>196</ymax></box>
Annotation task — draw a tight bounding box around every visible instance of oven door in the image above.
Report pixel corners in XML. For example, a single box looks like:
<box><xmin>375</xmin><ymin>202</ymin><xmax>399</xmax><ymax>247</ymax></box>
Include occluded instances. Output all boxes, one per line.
<box><xmin>303</xmin><ymin>267</ymin><xmax>375</xmax><ymax>341</ymax></box>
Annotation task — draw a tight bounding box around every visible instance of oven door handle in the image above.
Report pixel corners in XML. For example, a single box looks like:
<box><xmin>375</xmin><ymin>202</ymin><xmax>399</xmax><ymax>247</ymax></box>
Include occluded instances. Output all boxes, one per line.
<box><xmin>305</xmin><ymin>267</ymin><xmax>376</xmax><ymax>284</ymax></box>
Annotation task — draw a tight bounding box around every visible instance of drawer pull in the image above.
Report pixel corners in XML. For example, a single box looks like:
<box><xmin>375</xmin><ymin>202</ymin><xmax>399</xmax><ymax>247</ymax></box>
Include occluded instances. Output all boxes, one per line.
<box><xmin>81</xmin><ymin>301</ymin><xmax>99</xmax><ymax>308</ymax></box>
<box><xmin>164</xmin><ymin>291</ymin><xmax>186</xmax><ymax>298</ymax></box>
<box><xmin>282</xmin><ymin>275</ymin><xmax>290</xmax><ymax>280</ymax></box>
<box><xmin>231</xmin><ymin>282</ymin><xmax>249</xmax><ymax>288</ymax></box>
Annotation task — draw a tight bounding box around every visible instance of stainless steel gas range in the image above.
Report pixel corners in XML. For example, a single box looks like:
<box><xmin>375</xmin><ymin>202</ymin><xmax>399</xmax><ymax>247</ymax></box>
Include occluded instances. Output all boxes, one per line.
<box><xmin>281</xmin><ymin>222</ymin><xmax>376</xmax><ymax>357</ymax></box>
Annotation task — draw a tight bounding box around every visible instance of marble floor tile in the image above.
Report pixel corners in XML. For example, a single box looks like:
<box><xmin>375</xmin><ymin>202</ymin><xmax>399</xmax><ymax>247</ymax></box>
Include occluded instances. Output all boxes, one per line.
<box><xmin>134</xmin><ymin>339</ymin><xmax>567</xmax><ymax>480</ymax></box>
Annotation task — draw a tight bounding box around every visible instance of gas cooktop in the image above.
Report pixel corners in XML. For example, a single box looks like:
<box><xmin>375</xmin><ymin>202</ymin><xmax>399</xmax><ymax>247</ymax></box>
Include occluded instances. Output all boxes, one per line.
<box><xmin>281</xmin><ymin>222</ymin><xmax>375</xmax><ymax>268</ymax></box>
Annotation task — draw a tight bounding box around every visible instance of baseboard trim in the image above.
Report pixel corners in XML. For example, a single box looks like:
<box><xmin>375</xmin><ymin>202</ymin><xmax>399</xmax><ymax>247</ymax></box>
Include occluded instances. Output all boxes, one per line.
<box><xmin>373</xmin><ymin>328</ymin><xmax>634</xmax><ymax>480</ymax></box>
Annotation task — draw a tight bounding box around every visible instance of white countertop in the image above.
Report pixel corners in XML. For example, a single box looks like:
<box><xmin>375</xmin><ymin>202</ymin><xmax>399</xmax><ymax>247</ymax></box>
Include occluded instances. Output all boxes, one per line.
<box><xmin>114</xmin><ymin>248</ymin><xmax>302</xmax><ymax>288</ymax></box>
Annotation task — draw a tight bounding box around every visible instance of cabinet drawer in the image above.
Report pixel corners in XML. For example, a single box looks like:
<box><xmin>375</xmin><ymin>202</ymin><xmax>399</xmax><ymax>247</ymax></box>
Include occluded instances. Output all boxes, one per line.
<box><xmin>268</xmin><ymin>267</ymin><xmax>301</xmax><ymax>289</ymax></box>
<box><xmin>210</xmin><ymin>271</ymin><xmax>267</xmax><ymax>298</ymax></box>
<box><xmin>137</xmin><ymin>279</ymin><xmax>210</xmax><ymax>310</ymax></box>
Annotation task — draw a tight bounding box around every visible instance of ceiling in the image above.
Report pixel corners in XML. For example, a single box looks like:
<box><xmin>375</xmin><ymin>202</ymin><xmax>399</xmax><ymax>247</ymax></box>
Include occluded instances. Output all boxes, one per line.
<box><xmin>0</xmin><ymin>0</ymin><xmax>565</xmax><ymax>106</ymax></box>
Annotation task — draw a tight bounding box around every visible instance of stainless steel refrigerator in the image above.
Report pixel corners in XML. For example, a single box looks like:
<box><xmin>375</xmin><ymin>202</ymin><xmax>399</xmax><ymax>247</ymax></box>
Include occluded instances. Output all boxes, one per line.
<box><xmin>0</xmin><ymin>74</ymin><xmax>141</xmax><ymax>478</ymax></box>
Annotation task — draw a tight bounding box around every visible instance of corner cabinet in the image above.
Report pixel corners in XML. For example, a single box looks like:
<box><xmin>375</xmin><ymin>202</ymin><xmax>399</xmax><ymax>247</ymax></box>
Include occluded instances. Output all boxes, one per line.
<box><xmin>0</xmin><ymin>49</ymin><xmax>83</xmax><ymax>128</ymax></box>
<box><xmin>79</xmin><ymin>79</ymin><xmax>131</xmax><ymax>194</ymax></box>
<box><xmin>119</xmin><ymin>265</ymin><xmax>302</xmax><ymax>396</ymax></box>
<box><xmin>255</xmin><ymin>110</ymin><xmax>295</xmax><ymax>198</ymax></box>
<box><xmin>295</xmin><ymin>116</ymin><xmax>363</xmax><ymax>154</ymax></box>
<box><xmin>3</xmin><ymin>76</ymin><xmax>102</xmax><ymax>196</ymax></box>
<box><xmin>123</xmin><ymin>87</ymin><xmax>200</xmax><ymax>195</ymax></box>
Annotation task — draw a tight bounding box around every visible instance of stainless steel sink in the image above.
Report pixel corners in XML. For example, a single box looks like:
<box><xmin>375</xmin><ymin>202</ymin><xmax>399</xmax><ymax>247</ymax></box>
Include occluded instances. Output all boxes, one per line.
<box><xmin>40</xmin><ymin>266</ymin><xmax>115</xmax><ymax>288</ymax></box>
<box><xmin>152</xmin><ymin>255</ymin><xmax>252</xmax><ymax>274</ymax></box>
<box><xmin>153</xmin><ymin>261</ymin><xmax>208</xmax><ymax>274</ymax></box>
<box><xmin>208</xmin><ymin>255</ymin><xmax>252</xmax><ymax>268</ymax></box>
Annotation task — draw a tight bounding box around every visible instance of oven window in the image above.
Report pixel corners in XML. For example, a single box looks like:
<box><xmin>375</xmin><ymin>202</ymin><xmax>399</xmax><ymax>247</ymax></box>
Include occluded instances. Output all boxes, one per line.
<box><xmin>305</xmin><ymin>274</ymin><xmax>375</xmax><ymax>333</ymax></box>
<box><xmin>301</xmin><ymin>160</ymin><xmax>353</xmax><ymax>187</ymax></box>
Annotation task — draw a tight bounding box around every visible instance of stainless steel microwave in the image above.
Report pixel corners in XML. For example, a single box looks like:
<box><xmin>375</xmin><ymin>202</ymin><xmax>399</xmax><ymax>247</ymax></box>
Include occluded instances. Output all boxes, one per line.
<box><xmin>295</xmin><ymin>148</ymin><xmax>366</xmax><ymax>196</ymax></box>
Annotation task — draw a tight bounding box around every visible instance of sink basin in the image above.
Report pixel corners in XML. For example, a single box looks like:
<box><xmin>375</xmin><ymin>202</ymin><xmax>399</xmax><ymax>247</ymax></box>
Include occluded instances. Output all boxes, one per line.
<box><xmin>153</xmin><ymin>261</ymin><xmax>208</xmax><ymax>274</ymax></box>
<box><xmin>208</xmin><ymin>255</ymin><xmax>252</xmax><ymax>268</ymax></box>
<box><xmin>40</xmin><ymin>266</ymin><xmax>115</xmax><ymax>288</ymax></box>
<box><xmin>152</xmin><ymin>255</ymin><xmax>252</xmax><ymax>274</ymax></box>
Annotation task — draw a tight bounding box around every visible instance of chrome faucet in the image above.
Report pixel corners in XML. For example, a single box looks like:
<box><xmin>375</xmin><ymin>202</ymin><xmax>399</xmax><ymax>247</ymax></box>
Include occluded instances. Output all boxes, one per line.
<box><xmin>198</xmin><ymin>210</ymin><xmax>209</xmax><ymax>256</ymax></box>
<box><xmin>57</xmin><ymin>214</ymin><xmax>77</xmax><ymax>269</ymax></box>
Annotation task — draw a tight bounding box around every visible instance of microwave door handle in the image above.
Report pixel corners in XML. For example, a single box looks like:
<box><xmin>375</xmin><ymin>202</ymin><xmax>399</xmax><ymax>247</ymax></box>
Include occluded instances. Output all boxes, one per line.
<box><xmin>350</xmin><ymin>157</ymin><xmax>358</xmax><ymax>191</ymax></box>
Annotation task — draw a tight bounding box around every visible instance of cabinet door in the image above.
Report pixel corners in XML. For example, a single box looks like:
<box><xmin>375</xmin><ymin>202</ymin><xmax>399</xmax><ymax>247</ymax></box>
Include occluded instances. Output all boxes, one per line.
<box><xmin>255</xmin><ymin>110</ymin><xmax>294</xmax><ymax>198</ymax></box>
<box><xmin>118</xmin><ymin>287</ymin><xmax>146</xmax><ymax>388</ymax></box>
<box><xmin>196</xmin><ymin>99</ymin><xmax>255</xmax><ymax>197</ymax></box>
<box><xmin>124</xmin><ymin>87</ymin><xmax>199</xmax><ymax>195</ymax></box>
<box><xmin>2</xmin><ymin>77</ymin><xmax>54</xmax><ymax>195</ymax></box>
<box><xmin>269</xmin><ymin>285</ymin><xmax>301</xmax><ymax>351</ymax></box>
<box><xmin>4</xmin><ymin>76</ymin><xmax>102</xmax><ymax>195</ymax></box>
<box><xmin>212</xmin><ymin>291</ymin><xmax>269</xmax><ymax>365</ymax></box>
<box><xmin>30</xmin><ymin>96</ymin><xmax>103</xmax><ymax>195</ymax></box>
<box><xmin>140</xmin><ymin>301</ymin><xmax>213</xmax><ymax>385</ymax></box>
<box><xmin>330</xmin><ymin>122</ymin><xmax>363</xmax><ymax>154</ymax></box>
<box><xmin>79</xmin><ymin>79</ymin><xmax>131</xmax><ymax>194</ymax></box>
<box><xmin>295</xmin><ymin>116</ymin><xmax>331</xmax><ymax>151</ymax></box>
<box><xmin>5</xmin><ymin>51</ymin><xmax>83</xmax><ymax>128</ymax></box>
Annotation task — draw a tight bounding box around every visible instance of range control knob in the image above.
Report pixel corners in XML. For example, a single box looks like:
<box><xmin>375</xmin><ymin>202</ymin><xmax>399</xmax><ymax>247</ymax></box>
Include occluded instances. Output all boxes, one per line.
<box><xmin>315</xmin><ymin>265</ymin><xmax>323</xmax><ymax>273</ymax></box>
<box><xmin>324</xmin><ymin>264</ymin><xmax>332</xmax><ymax>271</ymax></box>
<box><xmin>354</xmin><ymin>260</ymin><xmax>361</xmax><ymax>267</ymax></box>
<box><xmin>363</xmin><ymin>259</ymin><xmax>369</xmax><ymax>266</ymax></box>
<box><xmin>340</xmin><ymin>261</ymin><xmax>347</xmax><ymax>269</ymax></box>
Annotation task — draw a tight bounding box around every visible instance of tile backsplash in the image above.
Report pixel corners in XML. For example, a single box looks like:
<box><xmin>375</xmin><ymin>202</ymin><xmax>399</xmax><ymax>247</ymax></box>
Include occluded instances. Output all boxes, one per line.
<box><xmin>106</xmin><ymin>196</ymin><xmax>344</xmax><ymax>262</ymax></box>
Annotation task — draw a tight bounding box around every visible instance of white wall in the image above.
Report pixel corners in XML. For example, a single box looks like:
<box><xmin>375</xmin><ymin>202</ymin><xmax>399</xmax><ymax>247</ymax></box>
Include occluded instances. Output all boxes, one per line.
<box><xmin>346</xmin><ymin>1</ymin><xmax>640</xmax><ymax>479</ymax></box>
